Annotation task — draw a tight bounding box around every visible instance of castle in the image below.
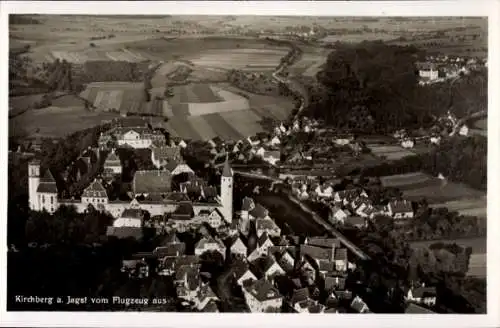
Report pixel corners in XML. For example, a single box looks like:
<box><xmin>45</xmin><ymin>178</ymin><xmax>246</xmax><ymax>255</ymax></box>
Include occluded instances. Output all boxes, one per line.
<box><xmin>27</xmin><ymin>154</ymin><xmax>234</xmax><ymax>224</ymax></box>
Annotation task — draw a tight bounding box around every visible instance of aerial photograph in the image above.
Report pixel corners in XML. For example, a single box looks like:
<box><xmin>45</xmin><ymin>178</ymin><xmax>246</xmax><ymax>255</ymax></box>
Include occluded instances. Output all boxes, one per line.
<box><xmin>7</xmin><ymin>14</ymin><xmax>487</xmax><ymax>314</ymax></box>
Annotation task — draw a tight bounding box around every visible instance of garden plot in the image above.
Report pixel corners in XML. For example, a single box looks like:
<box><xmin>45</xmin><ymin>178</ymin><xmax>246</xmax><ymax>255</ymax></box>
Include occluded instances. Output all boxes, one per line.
<box><xmin>369</xmin><ymin>144</ymin><xmax>416</xmax><ymax>160</ymax></box>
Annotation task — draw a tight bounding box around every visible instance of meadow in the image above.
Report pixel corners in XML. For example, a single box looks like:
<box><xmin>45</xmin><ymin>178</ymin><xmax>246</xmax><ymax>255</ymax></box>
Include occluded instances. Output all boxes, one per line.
<box><xmin>381</xmin><ymin>171</ymin><xmax>486</xmax><ymax>205</ymax></box>
<box><xmin>369</xmin><ymin>144</ymin><xmax>417</xmax><ymax>161</ymax></box>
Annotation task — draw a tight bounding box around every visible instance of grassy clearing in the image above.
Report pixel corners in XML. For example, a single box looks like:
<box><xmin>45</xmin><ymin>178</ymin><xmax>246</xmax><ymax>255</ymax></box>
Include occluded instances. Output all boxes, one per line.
<box><xmin>430</xmin><ymin>197</ymin><xmax>487</xmax><ymax>218</ymax></box>
<box><xmin>9</xmin><ymin>106</ymin><xmax>120</xmax><ymax>138</ymax></box>
<box><xmin>409</xmin><ymin>237</ymin><xmax>486</xmax><ymax>254</ymax></box>
<box><xmin>9</xmin><ymin>94</ymin><xmax>45</xmax><ymax>115</ymax></box>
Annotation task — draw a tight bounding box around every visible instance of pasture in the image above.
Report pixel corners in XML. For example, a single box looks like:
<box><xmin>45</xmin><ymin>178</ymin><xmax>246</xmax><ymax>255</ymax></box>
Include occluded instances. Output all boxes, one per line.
<box><xmin>381</xmin><ymin>172</ymin><xmax>486</xmax><ymax>204</ymax></box>
<box><xmin>79</xmin><ymin>82</ymin><xmax>144</xmax><ymax>113</ymax></box>
<box><xmin>9</xmin><ymin>106</ymin><xmax>120</xmax><ymax>138</ymax></box>
<box><xmin>369</xmin><ymin>144</ymin><xmax>417</xmax><ymax>160</ymax></box>
<box><xmin>187</xmin><ymin>48</ymin><xmax>287</xmax><ymax>71</ymax></box>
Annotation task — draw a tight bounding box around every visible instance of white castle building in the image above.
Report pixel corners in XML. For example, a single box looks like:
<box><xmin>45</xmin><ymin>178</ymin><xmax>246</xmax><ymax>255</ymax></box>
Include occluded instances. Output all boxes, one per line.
<box><xmin>27</xmin><ymin>156</ymin><xmax>234</xmax><ymax>224</ymax></box>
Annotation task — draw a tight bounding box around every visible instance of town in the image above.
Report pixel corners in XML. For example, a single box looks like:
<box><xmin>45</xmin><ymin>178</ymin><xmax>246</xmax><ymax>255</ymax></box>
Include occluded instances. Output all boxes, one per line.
<box><xmin>8</xmin><ymin>15</ymin><xmax>487</xmax><ymax>315</ymax></box>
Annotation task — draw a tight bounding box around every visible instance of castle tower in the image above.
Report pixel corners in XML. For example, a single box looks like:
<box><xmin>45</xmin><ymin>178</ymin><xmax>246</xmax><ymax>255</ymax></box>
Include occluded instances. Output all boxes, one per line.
<box><xmin>220</xmin><ymin>154</ymin><xmax>233</xmax><ymax>224</ymax></box>
<box><xmin>28</xmin><ymin>160</ymin><xmax>41</xmax><ymax>211</ymax></box>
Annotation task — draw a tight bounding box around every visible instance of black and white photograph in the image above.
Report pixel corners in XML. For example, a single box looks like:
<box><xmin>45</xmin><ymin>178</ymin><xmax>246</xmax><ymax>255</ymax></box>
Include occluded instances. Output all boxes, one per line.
<box><xmin>1</xmin><ymin>1</ymin><xmax>498</xmax><ymax>327</ymax></box>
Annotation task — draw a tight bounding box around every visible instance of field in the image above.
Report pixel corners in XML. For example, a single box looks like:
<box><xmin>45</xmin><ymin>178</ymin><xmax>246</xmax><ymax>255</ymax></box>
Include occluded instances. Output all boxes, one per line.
<box><xmin>79</xmin><ymin>82</ymin><xmax>145</xmax><ymax>113</ymax></box>
<box><xmin>9</xmin><ymin>106</ymin><xmax>120</xmax><ymax>138</ymax></box>
<box><xmin>409</xmin><ymin>237</ymin><xmax>486</xmax><ymax>277</ymax></box>
<box><xmin>320</xmin><ymin>32</ymin><xmax>398</xmax><ymax>44</ymax></box>
<box><xmin>186</xmin><ymin>48</ymin><xmax>287</xmax><ymax>71</ymax></box>
<box><xmin>381</xmin><ymin>172</ymin><xmax>486</xmax><ymax>205</ymax></box>
<box><xmin>9</xmin><ymin>94</ymin><xmax>45</xmax><ymax>116</ymax></box>
<box><xmin>288</xmin><ymin>48</ymin><xmax>330</xmax><ymax>78</ymax></box>
<box><xmin>369</xmin><ymin>144</ymin><xmax>417</xmax><ymax>160</ymax></box>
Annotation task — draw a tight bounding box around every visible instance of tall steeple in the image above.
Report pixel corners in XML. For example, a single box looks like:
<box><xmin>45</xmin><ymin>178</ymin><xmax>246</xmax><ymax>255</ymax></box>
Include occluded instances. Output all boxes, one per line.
<box><xmin>222</xmin><ymin>152</ymin><xmax>233</xmax><ymax>178</ymax></box>
<box><xmin>220</xmin><ymin>153</ymin><xmax>233</xmax><ymax>224</ymax></box>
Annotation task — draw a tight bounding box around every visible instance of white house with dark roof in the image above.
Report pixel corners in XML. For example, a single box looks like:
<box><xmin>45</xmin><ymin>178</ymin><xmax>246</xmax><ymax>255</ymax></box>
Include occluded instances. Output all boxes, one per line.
<box><xmin>250</xmin><ymin>255</ymin><xmax>285</xmax><ymax>281</ymax></box>
<box><xmin>194</xmin><ymin>237</ymin><xmax>226</xmax><ymax>259</ymax></box>
<box><xmin>262</xmin><ymin>150</ymin><xmax>281</xmax><ymax>166</ymax></box>
<box><xmin>243</xmin><ymin>278</ymin><xmax>283</xmax><ymax>313</ymax></box>
<box><xmin>103</xmin><ymin>149</ymin><xmax>122</xmax><ymax>174</ymax></box>
<box><xmin>247</xmin><ymin>232</ymin><xmax>274</xmax><ymax>262</ymax></box>
<box><xmin>406</xmin><ymin>285</ymin><xmax>437</xmax><ymax>306</ymax></box>
<box><xmin>350</xmin><ymin>295</ymin><xmax>370</xmax><ymax>313</ymax></box>
<box><xmin>195</xmin><ymin>284</ymin><xmax>219</xmax><ymax>311</ymax></box>
<box><xmin>82</xmin><ymin>179</ymin><xmax>108</xmax><ymax>206</ymax></box>
<box><xmin>387</xmin><ymin>200</ymin><xmax>414</xmax><ymax>219</ymax></box>
<box><xmin>232</xmin><ymin>260</ymin><xmax>257</xmax><ymax>286</ymax></box>
<box><xmin>230</xmin><ymin>236</ymin><xmax>248</xmax><ymax>258</ymax></box>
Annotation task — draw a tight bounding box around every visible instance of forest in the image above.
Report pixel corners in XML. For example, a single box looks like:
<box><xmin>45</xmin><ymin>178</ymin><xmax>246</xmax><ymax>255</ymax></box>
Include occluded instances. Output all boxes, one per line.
<box><xmin>303</xmin><ymin>41</ymin><xmax>487</xmax><ymax>133</ymax></box>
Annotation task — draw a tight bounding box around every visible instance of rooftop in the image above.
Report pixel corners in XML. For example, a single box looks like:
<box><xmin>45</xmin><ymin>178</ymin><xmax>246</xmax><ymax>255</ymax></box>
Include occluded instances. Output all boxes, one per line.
<box><xmin>244</xmin><ymin>278</ymin><xmax>282</xmax><ymax>302</ymax></box>
<box><xmin>132</xmin><ymin>170</ymin><xmax>172</xmax><ymax>195</ymax></box>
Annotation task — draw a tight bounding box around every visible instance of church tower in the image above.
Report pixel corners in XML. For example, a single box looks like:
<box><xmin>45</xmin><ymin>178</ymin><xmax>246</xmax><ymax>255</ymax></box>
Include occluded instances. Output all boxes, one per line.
<box><xmin>220</xmin><ymin>154</ymin><xmax>233</xmax><ymax>224</ymax></box>
<box><xmin>28</xmin><ymin>160</ymin><xmax>41</xmax><ymax>211</ymax></box>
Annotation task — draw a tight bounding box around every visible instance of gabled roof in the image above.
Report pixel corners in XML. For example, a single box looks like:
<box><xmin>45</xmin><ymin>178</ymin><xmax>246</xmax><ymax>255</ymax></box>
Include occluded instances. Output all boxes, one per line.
<box><xmin>300</xmin><ymin>244</ymin><xmax>333</xmax><ymax>261</ymax></box>
<box><xmin>232</xmin><ymin>260</ymin><xmax>253</xmax><ymax>280</ymax></box>
<box><xmin>257</xmin><ymin>232</ymin><xmax>273</xmax><ymax>248</ymax></box>
<box><xmin>250</xmin><ymin>255</ymin><xmax>278</xmax><ymax>277</ymax></box>
<box><xmin>324</xmin><ymin>276</ymin><xmax>346</xmax><ymax>291</ymax></box>
<box><xmin>120</xmin><ymin>208</ymin><xmax>145</xmax><ymax>219</ymax></box>
<box><xmin>152</xmin><ymin>145</ymin><xmax>181</xmax><ymax>162</ymax></box>
<box><xmin>195</xmin><ymin>236</ymin><xmax>225</xmax><ymax>250</ymax></box>
<box><xmin>244</xmin><ymin>278</ymin><xmax>282</xmax><ymax>302</ymax></box>
<box><xmin>37</xmin><ymin>169</ymin><xmax>58</xmax><ymax>193</ymax></box>
<box><xmin>334</xmin><ymin>248</ymin><xmax>348</xmax><ymax>262</ymax></box>
<box><xmin>133</xmin><ymin>170</ymin><xmax>172</xmax><ymax>195</ymax></box>
<box><xmin>256</xmin><ymin>218</ymin><xmax>279</xmax><ymax>232</ymax></box>
<box><xmin>160</xmin><ymin>232</ymin><xmax>181</xmax><ymax>245</ymax></box>
<box><xmin>306</xmin><ymin>237</ymin><xmax>341</xmax><ymax>249</ymax></box>
<box><xmin>405</xmin><ymin>303</ymin><xmax>436</xmax><ymax>314</ymax></box>
<box><xmin>106</xmin><ymin>226</ymin><xmax>143</xmax><ymax>239</ymax></box>
<box><xmin>104</xmin><ymin>150</ymin><xmax>120</xmax><ymax>164</ymax></box>
<box><xmin>249</xmin><ymin>203</ymin><xmax>268</xmax><ymax>219</ymax></box>
<box><xmin>411</xmin><ymin>286</ymin><xmax>437</xmax><ymax>298</ymax></box>
<box><xmin>241</xmin><ymin>197</ymin><xmax>255</xmax><ymax>211</ymax></box>
<box><xmin>351</xmin><ymin>296</ymin><xmax>369</xmax><ymax>313</ymax></box>
<box><xmin>290</xmin><ymin>288</ymin><xmax>309</xmax><ymax>305</ymax></box>
<box><xmin>389</xmin><ymin>200</ymin><xmax>413</xmax><ymax>213</ymax></box>
<box><xmin>201</xmin><ymin>299</ymin><xmax>219</xmax><ymax>312</ymax></box>
<box><xmin>82</xmin><ymin>179</ymin><xmax>107</xmax><ymax>198</ymax></box>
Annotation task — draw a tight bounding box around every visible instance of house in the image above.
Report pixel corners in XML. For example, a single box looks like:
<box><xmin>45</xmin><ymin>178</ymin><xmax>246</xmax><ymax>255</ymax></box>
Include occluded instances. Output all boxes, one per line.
<box><xmin>418</xmin><ymin>62</ymin><xmax>439</xmax><ymax>81</ymax></box>
<box><xmin>81</xmin><ymin>179</ymin><xmax>108</xmax><ymax>206</ymax></box>
<box><xmin>289</xmin><ymin>288</ymin><xmax>326</xmax><ymax>313</ymax></box>
<box><xmin>269</xmin><ymin>136</ymin><xmax>281</xmax><ymax>146</ymax></box>
<box><xmin>329</xmin><ymin>206</ymin><xmax>349</xmax><ymax>223</ymax></box>
<box><xmin>106</xmin><ymin>226</ymin><xmax>143</xmax><ymax>239</ymax></box>
<box><xmin>255</xmin><ymin>146</ymin><xmax>266</xmax><ymax>158</ymax></box>
<box><xmin>230</xmin><ymin>236</ymin><xmax>248</xmax><ymax>258</ymax></box>
<box><xmin>176</xmin><ymin>267</ymin><xmax>201</xmax><ymax>302</ymax></box>
<box><xmin>300</xmin><ymin>244</ymin><xmax>335</xmax><ymax>265</ymax></box>
<box><xmin>430</xmin><ymin>135</ymin><xmax>441</xmax><ymax>145</ymax></box>
<box><xmin>113</xmin><ymin>208</ymin><xmax>145</xmax><ymax>228</ymax></box>
<box><xmin>159</xmin><ymin>255</ymin><xmax>199</xmax><ymax>276</ymax></box>
<box><xmin>459</xmin><ymin>125</ymin><xmax>469</xmax><ymax>136</ymax></box>
<box><xmin>406</xmin><ymin>286</ymin><xmax>437</xmax><ymax>307</ymax></box>
<box><xmin>194</xmin><ymin>237</ymin><xmax>226</xmax><ymax>259</ymax></box>
<box><xmin>324</xmin><ymin>275</ymin><xmax>346</xmax><ymax>293</ymax></box>
<box><xmin>334</xmin><ymin>248</ymin><xmax>348</xmax><ymax>272</ymax></box>
<box><xmin>151</xmin><ymin>145</ymin><xmax>181</xmax><ymax>169</ymax></box>
<box><xmin>263</xmin><ymin>150</ymin><xmax>281</xmax><ymax>166</ymax></box>
<box><xmin>197</xmin><ymin>208</ymin><xmax>225</xmax><ymax>228</ymax></box>
<box><xmin>305</xmin><ymin>237</ymin><xmax>341</xmax><ymax>249</ymax></box>
<box><xmin>405</xmin><ymin>303</ymin><xmax>436</xmax><ymax>314</ymax></box>
<box><xmin>248</xmin><ymin>203</ymin><xmax>269</xmax><ymax>221</ymax></box>
<box><xmin>387</xmin><ymin>200</ymin><xmax>414</xmax><ymax>219</ymax></box>
<box><xmin>314</xmin><ymin>184</ymin><xmax>334</xmax><ymax>199</ymax></box>
<box><xmin>195</xmin><ymin>284</ymin><xmax>219</xmax><ymax>311</ymax></box>
<box><xmin>103</xmin><ymin>149</ymin><xmax>122</xmax><ymax>174</ymax></box>
<box><xmin>207</xmin><ymin>139</ymin><xmax>217</xmax><ymax>148</ymax></box>
<box><xmin>177</xmin><ymin>140</ymin><xmax>187</xmax><ymax>148</ymax></box>
<box><xmin>132</xmin><ymin>170</ymin><xmax>172</xmax><ymax>197</ymax></box>
<box><xmin>116</xmin><ymin>128</ymin><xmax>166</xmax><ymax>149</ymax></box>
<box><xmin>243</xmin><ymin>278</ymin><xmax>283</xmax><ymax>313</ymax></box>
<box><xmin>200</xmin><ymin>299</ymin><xmax>219</xmax><ymax>312</ymax></box>
<box><xmin>255</xmin><ymin>218</ymin><xmax>281</xmax><ymax>238</ymax></box>
<box><xmin>274</xmin><ymin>249</ymin><xmax>296</xmax><ymax>273</ymax></box>
<box><xmin>401</xmin><ymin>138</ymin><xmax>415</xmax><ymax>149</ymax></box>
<box><xmin>344</xmin><ymin>216</ymin><xmax>367</xmax><ymax>229</ymax></box>
<box><xmin>247</xmin><ymin>135</ymin><xmax>261</xmax><ymax>146</ymax></box>
<box><xmin>350</xmin><ymin>295</ymin><xmax>370</xmax><ymax>313</ymax></box>
<box><xmin>250</xmin><ymin>255</ymin><xmax>285</xmax><ymax>281</ymax></box>
<box><xmin>241</xmin><ymin>197</ymin><xmax>256</xmax><ymax>221</ymax></box>
<box><xmin>232</xmin><ymin>260</ymin><xmax>258</xmax><ymax>287</ymax></box>
<box><xmin>247</xmin><ymin>232</ymin><xmax>275</xmax><ymax>262</ymax></box>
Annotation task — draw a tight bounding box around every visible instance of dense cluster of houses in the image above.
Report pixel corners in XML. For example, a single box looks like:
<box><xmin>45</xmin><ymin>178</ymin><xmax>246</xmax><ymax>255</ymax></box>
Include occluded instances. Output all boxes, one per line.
<box><xmin>288</xmin><ymin>179</ymin><xmax>415</xmax><ymax>227</ymax></box>
<box><xmin>416</xmin><ymin>55</ymin><xmax>486</xmax><ymax>85</ymax></box>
